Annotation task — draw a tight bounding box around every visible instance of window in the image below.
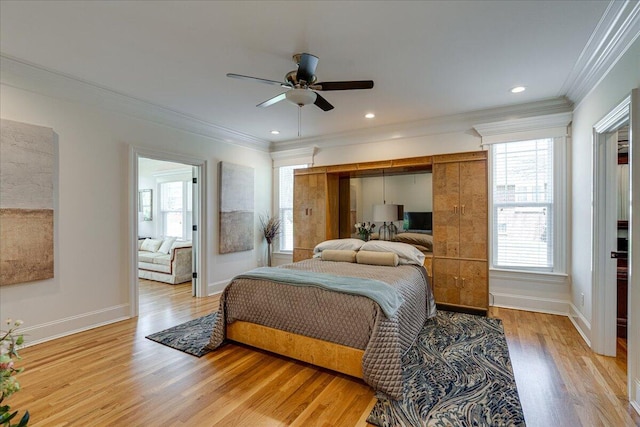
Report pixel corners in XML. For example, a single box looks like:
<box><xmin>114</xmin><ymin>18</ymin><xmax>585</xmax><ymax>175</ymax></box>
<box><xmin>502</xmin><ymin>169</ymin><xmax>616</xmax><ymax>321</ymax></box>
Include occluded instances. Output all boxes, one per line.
<box><xmin>277</xmin><ymin>164</ymin><xmax>306</xmax><ymax>251</ymax></box>
<box><xmin>160</xmin><ymin>180</ymin><xmax>192</xmax><ymax>239</ymax></box>
<box><xmin>491</xmin><ymin>138</ymin><xmax>563</xmax><ymax>271</ymax></box>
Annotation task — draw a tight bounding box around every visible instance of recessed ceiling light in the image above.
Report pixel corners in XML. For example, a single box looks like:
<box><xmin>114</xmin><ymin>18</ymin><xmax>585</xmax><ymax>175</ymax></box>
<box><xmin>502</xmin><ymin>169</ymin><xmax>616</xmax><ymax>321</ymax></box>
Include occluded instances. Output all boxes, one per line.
<box><xmin>365</xmin><ymin>113</ymin><xmax>375</xmax><ymax>119</ymax></box>
<box><xmin>510</xmin><ymin>86</ymin><xmax>526</xmax><ymax>94</ymax></box>
<box><xmin>270</xmin><ymin>130</ymin><xmax>280</xmax><ymax>135</ymax></box>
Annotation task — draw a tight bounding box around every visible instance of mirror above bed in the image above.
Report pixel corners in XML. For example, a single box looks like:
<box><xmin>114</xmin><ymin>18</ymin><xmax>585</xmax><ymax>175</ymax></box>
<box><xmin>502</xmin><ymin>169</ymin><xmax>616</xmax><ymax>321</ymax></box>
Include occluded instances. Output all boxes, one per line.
<box><xmin>350</xmin><ymin>171</ymin><xmax>433</xmax><ymax>238</ymax></box>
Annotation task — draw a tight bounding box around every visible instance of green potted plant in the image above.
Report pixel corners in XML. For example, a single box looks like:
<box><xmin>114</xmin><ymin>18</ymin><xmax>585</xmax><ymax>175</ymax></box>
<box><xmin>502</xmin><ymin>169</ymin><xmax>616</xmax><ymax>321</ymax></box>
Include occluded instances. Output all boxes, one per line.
<box><xmin>0</xmin><ymin>319</ymin><xmax>29</xmax><ymax>426</ymax></box>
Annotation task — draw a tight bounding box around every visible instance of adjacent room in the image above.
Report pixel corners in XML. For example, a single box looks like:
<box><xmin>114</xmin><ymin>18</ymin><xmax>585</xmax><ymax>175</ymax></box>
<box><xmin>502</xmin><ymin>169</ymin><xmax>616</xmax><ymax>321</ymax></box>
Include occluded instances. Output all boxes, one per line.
<box><xmin>0</xmin><ymin>1</ymin><xmax>638</xmax><ymax>426</ymax></box>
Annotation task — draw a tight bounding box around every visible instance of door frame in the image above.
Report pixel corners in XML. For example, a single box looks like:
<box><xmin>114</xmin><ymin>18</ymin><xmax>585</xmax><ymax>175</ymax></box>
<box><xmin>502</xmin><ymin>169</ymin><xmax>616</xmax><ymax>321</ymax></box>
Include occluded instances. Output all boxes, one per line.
<box><xmin>129</xmin><ymin>145</ymin><xmax>208</xmax><ymax>317</ymax></box>
<box><xmin>591</xmin><ymin>89</ymin><xmax>638</xmax><ymax>407</ymax></box>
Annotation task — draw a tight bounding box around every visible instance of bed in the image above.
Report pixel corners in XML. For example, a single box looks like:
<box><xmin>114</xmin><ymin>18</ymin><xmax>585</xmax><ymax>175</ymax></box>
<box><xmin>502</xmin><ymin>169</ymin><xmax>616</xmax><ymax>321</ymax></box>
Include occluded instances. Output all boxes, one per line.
<box><xmin>207</xmin><ymin>239</ymin><xmax>436</xmax><ymax>400</ymax></box>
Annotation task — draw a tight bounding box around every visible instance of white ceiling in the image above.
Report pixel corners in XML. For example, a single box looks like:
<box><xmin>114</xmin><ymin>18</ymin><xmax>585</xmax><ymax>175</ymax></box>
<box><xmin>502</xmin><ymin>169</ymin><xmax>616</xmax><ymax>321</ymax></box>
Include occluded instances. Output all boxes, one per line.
<box><xmin>0</xmin><ymin>1</ymin><xmax>629</xmax><ymax>147</ymax></box>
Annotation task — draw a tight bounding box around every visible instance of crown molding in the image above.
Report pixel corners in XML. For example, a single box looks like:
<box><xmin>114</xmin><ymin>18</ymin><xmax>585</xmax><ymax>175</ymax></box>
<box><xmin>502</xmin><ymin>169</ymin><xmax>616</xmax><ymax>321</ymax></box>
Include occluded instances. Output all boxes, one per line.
<box><xmin>271</xmin><ymin>97</ymin><xmax>573</xmax><ymax>152</ymax></box>
<box><xmin>474</xmin><ymin>112</ymin><xmax>573</xmax><ymax>137</ymax></box>
<box><xmin>0</xmin><ymin>54</ymin><xmax>271</xmax><ymax>152</ymax></box>
<box><xmin>473</xmin><ymin>112</ymin><xmax>572</xmax><ymax>145</ymax></box>
<box><xmin>561</xmin><ymin>0</ymin><xmax>640</xmax><ymax>106</ymax></box>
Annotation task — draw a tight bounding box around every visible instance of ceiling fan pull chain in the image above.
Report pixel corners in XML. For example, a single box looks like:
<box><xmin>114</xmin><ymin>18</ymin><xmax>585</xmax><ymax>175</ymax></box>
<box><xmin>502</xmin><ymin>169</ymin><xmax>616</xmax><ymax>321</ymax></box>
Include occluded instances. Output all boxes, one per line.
<box><xmin>298</xmin><ymin>105</ymin><xmax>302</xmax><ymax>139</ymax></box>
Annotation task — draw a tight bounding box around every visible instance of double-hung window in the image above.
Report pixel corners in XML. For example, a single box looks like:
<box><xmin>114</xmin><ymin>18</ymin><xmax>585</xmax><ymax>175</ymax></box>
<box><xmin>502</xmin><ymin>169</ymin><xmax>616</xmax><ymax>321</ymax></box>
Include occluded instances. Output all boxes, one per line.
<box><xmin>492</xmin><ymin>139</ymin><xmax>555</xmax><ymax>270</ymax></box>
<box><xmin>277</xmin><ymin>164</ymin><xmax>306</xmax><ymax>252</ymax></box>
<box><xmin>476</xmin><ymin>112</ymin><xmax>570</xmax><ymax>274</ymax></box>
<box><xmin>159</xmin><ymin>180</ymin><xmax>192</xmax><ymax>239</ymax></box>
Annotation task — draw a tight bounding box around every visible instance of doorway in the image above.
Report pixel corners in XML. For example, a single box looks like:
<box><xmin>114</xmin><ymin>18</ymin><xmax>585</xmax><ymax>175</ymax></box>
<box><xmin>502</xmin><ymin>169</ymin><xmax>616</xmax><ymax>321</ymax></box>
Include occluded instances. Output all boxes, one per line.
<box><xmin>129</xmin><ymin>147</ymin><xmax>207</xmax><ymax>318</ymax></box>
<box><xmin>592</xmin><ymin>90</ymin><xmax>638</xmax><ymax>407</ymax></box>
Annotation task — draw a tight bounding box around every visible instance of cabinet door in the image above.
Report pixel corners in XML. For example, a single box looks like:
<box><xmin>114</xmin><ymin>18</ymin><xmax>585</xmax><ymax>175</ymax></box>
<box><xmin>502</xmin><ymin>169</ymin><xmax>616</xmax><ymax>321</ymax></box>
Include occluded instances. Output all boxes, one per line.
<box><xmin>433</xmin><ymin>162</ymin><xmax>460</xmax><ymax>257</ymax></box>
<box><xmin>459</xmin><ymin>260</ymin><xmax>488</xmax><ymax>309</ymax></box>
<box><xmin>293</xmin><ymin>173</ymin><xmax>327</xmax><ymax>250</ymax></box>
<box><xmin>432</xmin><ymin>258</ymin><xmax>460</xmax><ymax>305</ymax></box>
<box><xmin>459</xmin><ymin>160</ymin><xmax>488</xmax><ymax>260</ymax></box>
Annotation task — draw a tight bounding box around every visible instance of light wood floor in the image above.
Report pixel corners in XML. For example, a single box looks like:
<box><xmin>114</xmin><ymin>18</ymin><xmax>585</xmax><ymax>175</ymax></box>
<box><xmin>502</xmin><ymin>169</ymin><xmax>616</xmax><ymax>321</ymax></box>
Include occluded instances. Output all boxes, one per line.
<box><xmin>9</xmin><ymin>280</ymin><xmax>640</xmax><ymax>426</ymax></box>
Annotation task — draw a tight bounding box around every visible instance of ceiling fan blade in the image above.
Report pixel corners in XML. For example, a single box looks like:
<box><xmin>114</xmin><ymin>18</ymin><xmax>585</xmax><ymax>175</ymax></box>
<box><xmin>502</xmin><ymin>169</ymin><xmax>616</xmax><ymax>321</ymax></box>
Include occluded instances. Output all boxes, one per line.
<box><xmin>313</xmin><ymin>93</ymin><xmax>334</xmax><ymax>111</ymax></box>
<box><xmin>257</xmin><ymin>92</ymin><xmax>287</xmax><ymax>108</ymax></box>
<box><xmin>227</xmin><ymin>73</ymin><xmax>292</xmax><ymax>88</ymax></box>
<box><xmin>296</xmin><ymin>53</ymin><xmax>319</xmax><ymax>83</ymax></box>
<box><xmin>312</xmin><ymin>80</ymin><xmax>374</xmax><ymax>91</ymax></box>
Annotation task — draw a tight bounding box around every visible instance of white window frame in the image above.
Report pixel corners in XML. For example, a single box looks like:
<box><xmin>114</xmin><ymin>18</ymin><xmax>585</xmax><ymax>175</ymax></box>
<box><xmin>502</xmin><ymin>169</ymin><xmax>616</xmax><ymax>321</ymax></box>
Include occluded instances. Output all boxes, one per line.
<box><xmin>490</xmin><ymin>138</ymin><xmax>566</xmax><ymax>272</ymax></box>
<box><xmin>154</xmin><ymin>169</ymin><xmax>193</xmax><ymax>240</ymax></box>
<box><xmin>271</xmin><ymin>147</ymin><xmax>316</xmax><ymax>254</ymax></box>
<box><xmin>474</xmin><ymin>112</ymin><xmax>570</xmax><ymax>275</ymax></box>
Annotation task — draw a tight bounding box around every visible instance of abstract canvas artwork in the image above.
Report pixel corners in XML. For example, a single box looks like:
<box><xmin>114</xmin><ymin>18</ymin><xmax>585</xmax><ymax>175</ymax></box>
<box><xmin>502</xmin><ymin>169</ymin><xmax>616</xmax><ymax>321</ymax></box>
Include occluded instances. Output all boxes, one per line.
<box><xmin>219</xmin><ymin>162</ymin><xmax>254</xmax><ymax>253</ymax></box>
<box><xmin>0</xmin><ymin>119</ymin><xmax>55</xmax><ymax>285</ymax></box>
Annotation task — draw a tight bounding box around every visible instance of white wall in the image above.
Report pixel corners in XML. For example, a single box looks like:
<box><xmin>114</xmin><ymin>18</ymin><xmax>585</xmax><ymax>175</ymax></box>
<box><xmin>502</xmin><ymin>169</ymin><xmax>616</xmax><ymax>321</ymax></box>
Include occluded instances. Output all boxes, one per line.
<box><xmin>0</xmin><ymin>80</ymin><xmax>272</xmax><ymax>345</ymax></box>
<box><xmin>571</xmin><ymin>38</ymin><xmax>639</xmax><ymax>331</ymax></box>
<box><xmin>571</xmin><ymin>37</ymin><xmax>640</xmax><ymax>408</ymax></box>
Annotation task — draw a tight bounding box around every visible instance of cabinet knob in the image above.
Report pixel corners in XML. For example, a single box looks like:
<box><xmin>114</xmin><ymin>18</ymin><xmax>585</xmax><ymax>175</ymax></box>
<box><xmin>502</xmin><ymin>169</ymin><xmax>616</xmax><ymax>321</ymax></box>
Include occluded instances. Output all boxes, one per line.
<box><xmin>454</xmin><ymin>205</ymin><xmax>458</xmax><ymax>214</ymax></box>
<box><xmin>461</xmin><ymin>277</ymin><xmax>466</xmax><ymax>288</ymax></box>
<box><xmin>461</xmin><ymin>204</ymin><xmax>466</xmax><ymax>215</ymax></box>
<box><xmin>305</xmin><ymin>208</ymin><xmax>309</xmax><ymax>215</ymax></box>
<box><xmin>454</xmin><ymin>276</ymin><xmax>458</xmax><ymax>287</ymax></box>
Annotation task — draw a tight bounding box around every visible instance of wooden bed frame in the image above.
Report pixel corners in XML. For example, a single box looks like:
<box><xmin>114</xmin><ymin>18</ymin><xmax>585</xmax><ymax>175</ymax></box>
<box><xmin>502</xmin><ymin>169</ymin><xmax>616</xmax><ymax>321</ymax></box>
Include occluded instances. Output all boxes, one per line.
<box><xmin>227</xmin><ymin>320</ymin><xmax>365</xmax><ymax>379</ymax></box>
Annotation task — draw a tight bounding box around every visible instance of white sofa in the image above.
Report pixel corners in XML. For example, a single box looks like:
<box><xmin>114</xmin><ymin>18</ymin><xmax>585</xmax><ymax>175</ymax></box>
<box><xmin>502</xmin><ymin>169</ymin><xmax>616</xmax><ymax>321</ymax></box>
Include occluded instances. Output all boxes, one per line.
<box><xmin>138</xmin><ymin>238</ymin><xmax>192</xmax><ymax>284</ymax></box>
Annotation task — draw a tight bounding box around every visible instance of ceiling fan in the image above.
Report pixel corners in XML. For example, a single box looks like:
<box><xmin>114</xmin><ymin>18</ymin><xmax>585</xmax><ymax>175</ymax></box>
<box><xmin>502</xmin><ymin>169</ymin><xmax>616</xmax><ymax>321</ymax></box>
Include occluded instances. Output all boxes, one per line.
<box><xmin>227</xmin><ymin>53</ymin><xmax>374</xmax><ymax>111</ymax></box>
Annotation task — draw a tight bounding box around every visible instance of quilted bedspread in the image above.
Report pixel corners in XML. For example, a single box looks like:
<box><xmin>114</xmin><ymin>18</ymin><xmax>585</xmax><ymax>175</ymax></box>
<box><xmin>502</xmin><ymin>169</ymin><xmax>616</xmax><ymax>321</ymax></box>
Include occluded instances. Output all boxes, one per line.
<box><xmin>207</xmin><ymin>258</ymin><xmax>436</xmax><ymax>400</ymax></box>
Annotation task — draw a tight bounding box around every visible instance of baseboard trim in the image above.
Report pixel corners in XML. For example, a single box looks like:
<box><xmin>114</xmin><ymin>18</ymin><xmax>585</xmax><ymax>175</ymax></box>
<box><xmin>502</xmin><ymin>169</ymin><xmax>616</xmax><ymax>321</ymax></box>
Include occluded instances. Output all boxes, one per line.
<box><xmin>632</xmin><ymin>380</ymin><xmax>640</xmax><ymax>416</ymax></box>
<box><xmin>207</xmin><ymin>279</ymin><xmax>229</xmax><ymax>296</ymax></box>
<box><xmin>491</xmin><ymin>292</ymin><xmax>570</xmax><ymax>316</ymax></box>
<box><xmin>568</xmin><ymin>303</ymin><xmax>592</xmax><ymax>347</ymax></box>
<box><xmin>491</xmin><ymin>292</ymin><xmax>592</xmax><ymax>347</ymax></box>
<box><xmin>21</xmin><ymin>304</ymin><xmax>131</xmax><ymax>347</ymax></box>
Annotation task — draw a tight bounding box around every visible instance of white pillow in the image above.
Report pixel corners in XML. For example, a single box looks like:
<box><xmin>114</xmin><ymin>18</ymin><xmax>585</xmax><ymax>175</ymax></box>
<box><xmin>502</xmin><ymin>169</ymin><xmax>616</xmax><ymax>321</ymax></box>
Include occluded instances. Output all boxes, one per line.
<box><xmin>313</xmin><ymin>238</ymin><xmax>366</xmax><ymax>256</ymax></box>
<box><xmin>158</xmin><ymin>237</ymin><xmax>177</xmax><ymax>254</ymax></box>
<box><xmin>140</xmin><ymin>238</ymin><xmax>163</xmax><ymax>252</ymax></box>
<box><xmin>360</xmin><ymin>240</ymin><xmax>425</xmax><ymax>265</ymax></box>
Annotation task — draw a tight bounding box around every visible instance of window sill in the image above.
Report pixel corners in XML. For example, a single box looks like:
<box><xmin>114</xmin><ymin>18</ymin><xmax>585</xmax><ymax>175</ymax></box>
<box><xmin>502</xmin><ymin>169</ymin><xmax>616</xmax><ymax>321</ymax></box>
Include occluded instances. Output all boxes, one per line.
<box><xmin>490</xmin><ymin>268</ymin><xmax>568</xmax><ymax>278</ymax></box>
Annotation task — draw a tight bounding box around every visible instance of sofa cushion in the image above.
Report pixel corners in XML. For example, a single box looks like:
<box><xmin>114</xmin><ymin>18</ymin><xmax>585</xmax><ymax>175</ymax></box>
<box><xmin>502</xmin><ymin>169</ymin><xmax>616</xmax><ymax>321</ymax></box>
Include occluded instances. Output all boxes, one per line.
<box><xmin>138</xmin><ymin>251</ymin><xmax>165</xmax><ymax>263</ymax></box>
<box><xmin>152</xmin><ymin>254</ymin><xmax>171</xmax><ymax>266</ymax></box>
<box><xmin>158</xmin><ymin>237</ymin><xmax>177</xmax><ymax>254</ymax></box>
<box><xmin>140</xmin><ymin>238</ymin><xmax>163</xmax><ymax>252</ymax></box>
<box><xmin>138</xmin><ymin>261</ymin><xmax>171</xmax><ymax>274</ymax></box>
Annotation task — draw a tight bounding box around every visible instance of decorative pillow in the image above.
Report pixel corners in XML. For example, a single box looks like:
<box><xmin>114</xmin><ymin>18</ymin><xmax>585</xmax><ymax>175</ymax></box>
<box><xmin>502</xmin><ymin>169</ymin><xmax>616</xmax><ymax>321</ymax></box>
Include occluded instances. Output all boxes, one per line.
<box><xmin>138</xmin><ymin>239</ymin><xmax>145</xmax><ymax>250</ymax></box>
<box><xmin>356</xmin><ymin>251</ymin><xmax>399</xmax><ymax>267</ymax></box>
<box><xmin>313</xmin><ymin>238</ymin><xmax>366</xmax><ymax>255</ymax></box>
<box><xmin>360</xmin><ymin>240</ymin><xmax>425</xmax><ymax>265</ymax></box>
<box><xmin>157</xmin><ymin>237</ymin><xmax>177</xmax><ymax>254</ymax></box>
<box><xmin>321</xmin><ymin>249</ymin><xmax>357</xmax><ymax>263</ymax></box>
<box><xmin>140</xmin><ymin>238</ymin><xmax>163</xmax><ymax>253</ymax></box>
<box><xmin>394</xmin><ymin>232</ymin><xmax>433</xmax><ymax>251</ymax></box>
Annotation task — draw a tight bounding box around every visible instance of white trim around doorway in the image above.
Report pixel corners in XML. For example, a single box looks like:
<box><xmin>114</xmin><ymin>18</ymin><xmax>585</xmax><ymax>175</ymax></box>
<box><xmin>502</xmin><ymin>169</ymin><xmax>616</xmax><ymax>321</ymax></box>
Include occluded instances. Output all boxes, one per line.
<box><xmin>129</xmin><ymin>145</ymin><xmax>208</xmax><ymax>317</ymax></box>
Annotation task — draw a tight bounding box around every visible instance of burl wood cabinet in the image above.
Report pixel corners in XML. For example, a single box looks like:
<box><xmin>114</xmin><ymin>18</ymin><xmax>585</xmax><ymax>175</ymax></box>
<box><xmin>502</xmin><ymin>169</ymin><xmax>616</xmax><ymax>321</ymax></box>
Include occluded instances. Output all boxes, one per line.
<box><xmin>292</xmin><ymin>172</ymin><xmax>340</xmax><ymax>262</ymax></box>
<box><xmin>432</xmin><ymin>152</ymin><xmax>488</xmax><ymax>314</ymax></box>
<box><xmin>292</xmin><ymin>151</ymin><xmax>489</xmax><ymax>314</ymax></box>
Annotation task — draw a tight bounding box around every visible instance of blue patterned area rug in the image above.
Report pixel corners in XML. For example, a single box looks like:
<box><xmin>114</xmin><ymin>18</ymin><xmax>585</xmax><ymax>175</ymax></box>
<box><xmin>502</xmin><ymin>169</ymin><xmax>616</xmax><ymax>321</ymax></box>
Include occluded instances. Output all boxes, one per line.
<box><xmin>368</xmin><ymin>311</ymin><xmax>525</xmax><ymax>426</ymax></box>
<box><xmin>145</xmin><ymin>312</ymin><xmax>217</xmax><ymax>357</ymax></box>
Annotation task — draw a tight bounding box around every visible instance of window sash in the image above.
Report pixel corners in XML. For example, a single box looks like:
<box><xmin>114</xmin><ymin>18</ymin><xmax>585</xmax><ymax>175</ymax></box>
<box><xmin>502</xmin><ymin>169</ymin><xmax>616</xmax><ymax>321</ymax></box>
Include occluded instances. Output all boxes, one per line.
<box><xmin>277</xmin><ymin>164</ymin><xmax>306</xmax><ymax>252</ymax></box>
<box><xmin>160</xmin><ymin>180</ymin><xmax>192</xmax><ymax>239</ymax></box>
<box><xmin>491</xmin><ymin>138</ymin><xmax>557</xmax><ymax>271</ymax></box>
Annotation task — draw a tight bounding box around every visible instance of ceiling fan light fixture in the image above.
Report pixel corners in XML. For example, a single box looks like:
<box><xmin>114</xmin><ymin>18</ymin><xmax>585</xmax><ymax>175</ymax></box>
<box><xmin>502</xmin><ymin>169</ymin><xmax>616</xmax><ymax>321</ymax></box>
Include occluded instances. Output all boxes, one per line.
<box><xmin>286</xmin><ymin>88</ymin><xmax>317</xmax><ymax>106</ymax></box>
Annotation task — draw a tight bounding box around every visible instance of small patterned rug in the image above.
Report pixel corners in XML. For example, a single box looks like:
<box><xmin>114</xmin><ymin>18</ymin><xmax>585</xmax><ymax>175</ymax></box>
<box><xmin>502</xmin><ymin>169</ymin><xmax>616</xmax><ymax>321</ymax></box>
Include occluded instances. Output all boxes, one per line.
<box><xmin>145</xmin><ymin>312</ymin><xmax>217</xmax><ymax>357</ymax></box>
<box><xmin>367</xmin><ymin>311</ymin><xmax>525</xmax><ymax>426</ymax></box>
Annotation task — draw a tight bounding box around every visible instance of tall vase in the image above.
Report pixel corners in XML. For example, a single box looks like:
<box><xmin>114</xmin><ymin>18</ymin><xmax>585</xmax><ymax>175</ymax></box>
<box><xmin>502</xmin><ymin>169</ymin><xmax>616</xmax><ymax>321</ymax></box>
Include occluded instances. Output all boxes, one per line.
<box><xmin>267</xmin><ymin>241</ymin><xmax>272</xmax><ymax>267</ymax></box>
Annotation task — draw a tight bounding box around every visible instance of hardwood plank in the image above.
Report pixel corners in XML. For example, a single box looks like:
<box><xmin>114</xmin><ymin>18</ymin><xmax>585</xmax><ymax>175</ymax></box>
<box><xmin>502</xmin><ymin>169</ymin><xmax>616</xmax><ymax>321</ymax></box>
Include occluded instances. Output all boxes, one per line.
<box><xmin>7</xmin><ymin>280</ymin><xmax>639</xmax><ymax>426</ymax></box>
